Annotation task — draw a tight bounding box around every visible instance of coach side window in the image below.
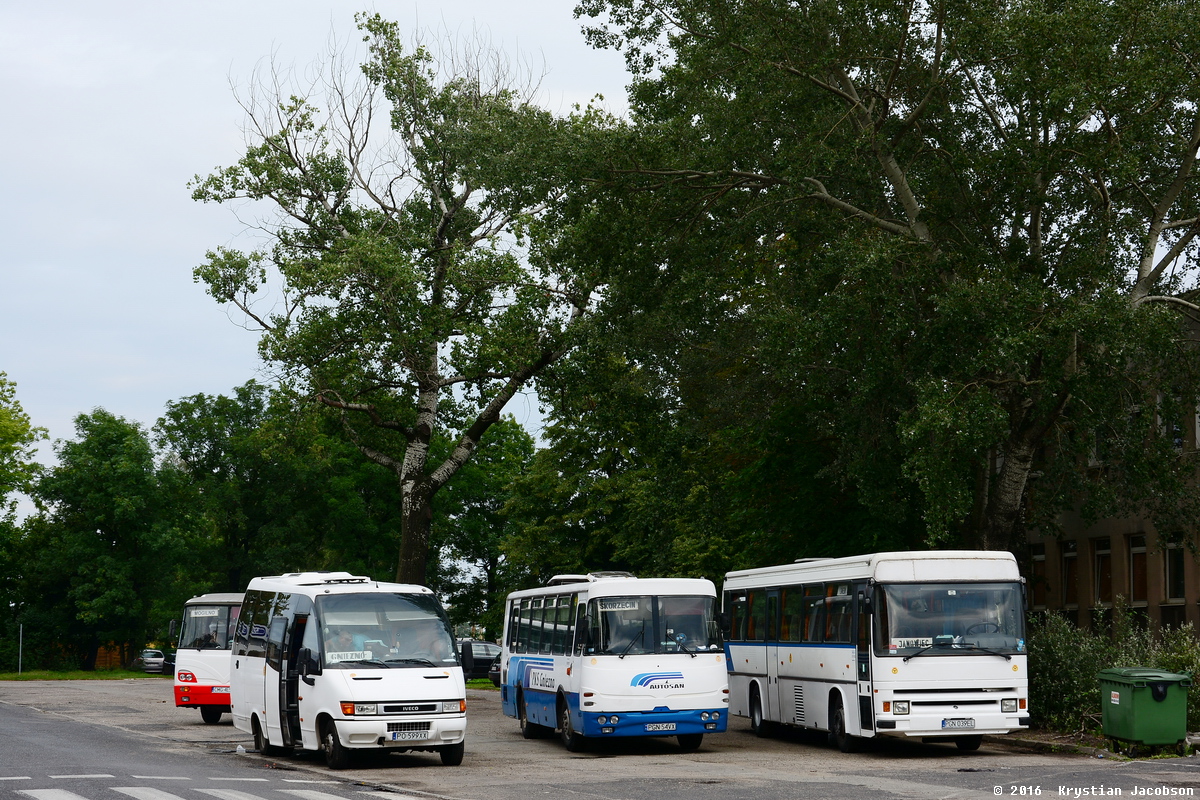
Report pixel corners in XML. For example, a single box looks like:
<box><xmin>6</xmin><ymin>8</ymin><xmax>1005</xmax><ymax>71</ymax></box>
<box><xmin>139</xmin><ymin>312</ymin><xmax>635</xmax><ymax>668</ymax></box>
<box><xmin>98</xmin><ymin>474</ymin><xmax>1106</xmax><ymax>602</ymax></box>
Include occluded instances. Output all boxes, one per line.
<box><xmin>802</xmin><ymin>584</ymin><xmax>825</xmax><ymax>643</ymax></box>
<box><xmin>746</xmin><ymin>591</ymin><xmax>768</xmax><ymax>641</ymax></box>
<box><xmin>516</xmin><ymin>599</ymin><xmax>531</xmax><ymax>653</ymax></box>
<box><xmin>780</xmin><ymin>586</ymin><xmax>805</xmax><ymax>643</ymax></box>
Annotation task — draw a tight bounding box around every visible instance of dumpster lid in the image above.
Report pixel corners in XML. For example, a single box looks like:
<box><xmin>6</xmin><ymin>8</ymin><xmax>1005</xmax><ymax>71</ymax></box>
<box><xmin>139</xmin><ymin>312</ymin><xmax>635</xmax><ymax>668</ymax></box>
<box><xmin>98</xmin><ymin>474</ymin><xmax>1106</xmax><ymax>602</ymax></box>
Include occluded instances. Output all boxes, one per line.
<box><xmin>1098</xmin><ymin>667</ymin><xmax>1193</xmax><ymax>687</ymax></box>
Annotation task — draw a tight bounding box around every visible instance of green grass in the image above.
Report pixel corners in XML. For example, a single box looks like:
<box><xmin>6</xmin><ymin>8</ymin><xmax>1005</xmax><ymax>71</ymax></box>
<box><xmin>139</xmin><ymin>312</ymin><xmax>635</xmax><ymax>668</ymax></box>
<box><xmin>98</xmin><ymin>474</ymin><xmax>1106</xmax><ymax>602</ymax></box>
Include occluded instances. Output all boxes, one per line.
<box><xmin>466</xmin><ymin>678</ymin><xmax>499</xmax><ymax>690</ymax></box>
<box><xmin>0</xmin><ymin>669</ymin><xmax>166</xmax><ymax>681</ymax></box>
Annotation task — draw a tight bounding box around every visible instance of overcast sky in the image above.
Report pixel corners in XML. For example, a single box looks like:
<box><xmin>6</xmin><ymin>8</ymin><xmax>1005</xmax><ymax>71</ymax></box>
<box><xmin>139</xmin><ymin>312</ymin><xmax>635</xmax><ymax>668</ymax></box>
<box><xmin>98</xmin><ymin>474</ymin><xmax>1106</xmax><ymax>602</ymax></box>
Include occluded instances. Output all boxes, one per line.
<box><xmin>0</xmin><ymin>2</ymin><xmax>630</xmax><ymax>465</ymax></box>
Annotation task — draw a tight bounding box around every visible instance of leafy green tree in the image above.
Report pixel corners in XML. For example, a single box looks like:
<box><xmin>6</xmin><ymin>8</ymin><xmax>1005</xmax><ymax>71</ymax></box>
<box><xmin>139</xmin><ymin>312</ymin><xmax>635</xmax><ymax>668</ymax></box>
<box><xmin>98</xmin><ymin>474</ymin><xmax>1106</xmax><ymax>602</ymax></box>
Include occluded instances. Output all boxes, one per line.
<box><xmin>192</xmin><ymin>14</ymin><xmax>615</xmax><ymax>584</ymax></box>
<box><xmin>574</xmin><ymin>0</ymin><xmax>1200</xmax><ymax>551</ymax></box>
<box><xmin>24</xmin><ymin>410</ymin><xmax>186</xmax><ymax>667</ymax></box>
<box><xmin>434</xmin><ymin>417</ymin><xmax>534</xmax><ymax>637</ymax></box>
<box><xmin>0</xmin><ymin>372</ymin><xmax>45</xmax><ymax>502</ymax></box>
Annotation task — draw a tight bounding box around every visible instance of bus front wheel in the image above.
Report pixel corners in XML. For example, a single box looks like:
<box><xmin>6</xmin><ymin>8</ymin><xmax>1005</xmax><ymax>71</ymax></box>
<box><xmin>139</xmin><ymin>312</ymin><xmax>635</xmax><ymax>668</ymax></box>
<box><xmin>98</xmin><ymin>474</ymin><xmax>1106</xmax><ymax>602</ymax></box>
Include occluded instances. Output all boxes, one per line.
<box><xmin>955</xmin><ymin>735</ymin><xmax>983</xmax><ymax>751</ymax></box>
<box><xmin>252</xmin><ymin>716</ymin><xmax>285</xmax><ymax>757</ymax></box>
<box><xmin>322</xmin><ymin>719</ymin><xmax>352</xmax><ymax>769</ymax></box>
<box><xmin>677</xmin><ymin>733</ymin><xmax>703</xmax><ymax>752</ymax></box>
<box><xmin>439</xmin><ymin>740</ymin><xmax>465</xmax><ymax>766</ymax></box>
<box><xmin>200</xmin><ymin>706</ymin><xmax>223</xmax><ymax>725</ymax></box>
<box><xmin>558</xmin><ymin>701</ymin><xmax>586</xmax><ymax>752</ymax></box>
<box><xmin>829</xmin><ymin>700</ymin><xmax>860</xmax><ymax>753</ymax></box>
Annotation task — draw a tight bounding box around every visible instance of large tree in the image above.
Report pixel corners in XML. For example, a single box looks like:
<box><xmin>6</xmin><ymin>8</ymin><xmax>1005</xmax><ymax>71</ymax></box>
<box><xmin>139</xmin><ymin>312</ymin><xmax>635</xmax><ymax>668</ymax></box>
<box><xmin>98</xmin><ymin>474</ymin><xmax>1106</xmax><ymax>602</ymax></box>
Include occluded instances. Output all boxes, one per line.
<box><xmin>574</xmin><ymin>0</ymin><xmax>1200</xmax><ymax>551</ymax></box>
<box><xmin>0</xmin><ymin>372</ymin><xmax>44</xmax><ymax>503</ymax></box>
<box><xmin>193</xmin><ymin>15</ymin><xmax>615</xmax><ymax>583</ymax></box>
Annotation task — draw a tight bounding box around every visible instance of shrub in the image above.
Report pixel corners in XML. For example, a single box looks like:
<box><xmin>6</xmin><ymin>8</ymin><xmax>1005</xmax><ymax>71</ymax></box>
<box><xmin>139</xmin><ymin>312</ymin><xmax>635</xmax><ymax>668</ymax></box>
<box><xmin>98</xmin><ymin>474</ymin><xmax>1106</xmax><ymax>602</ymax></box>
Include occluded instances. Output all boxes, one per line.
<box><xmin>1027</xmin><ymin>607</ymin><xmax>1200</xmax><ymax>733</ymax></box>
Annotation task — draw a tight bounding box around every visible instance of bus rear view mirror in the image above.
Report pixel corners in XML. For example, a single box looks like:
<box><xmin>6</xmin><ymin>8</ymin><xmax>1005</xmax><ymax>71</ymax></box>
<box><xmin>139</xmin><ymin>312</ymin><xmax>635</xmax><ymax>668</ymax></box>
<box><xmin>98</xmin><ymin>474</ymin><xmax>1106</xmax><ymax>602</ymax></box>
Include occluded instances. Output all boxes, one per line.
<box><xmin>460</xmin><ymin>641</ymin><xmax>475</xmax><ymax>674</ymax></box>
<box><xmin>299</xmin><ymin>647</ymin><xmax>320</xmax><ymax>685</ymax></box>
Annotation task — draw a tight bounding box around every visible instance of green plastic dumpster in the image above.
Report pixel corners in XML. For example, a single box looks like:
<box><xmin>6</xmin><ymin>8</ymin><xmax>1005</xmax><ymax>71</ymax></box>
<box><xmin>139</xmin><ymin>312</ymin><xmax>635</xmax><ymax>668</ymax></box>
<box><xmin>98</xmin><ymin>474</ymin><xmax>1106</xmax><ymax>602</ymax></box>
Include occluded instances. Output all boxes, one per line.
<box><xmin>1098</xmin><ymin>668</ymin><xmax>1192</xmax><ymax>754</ymax></box>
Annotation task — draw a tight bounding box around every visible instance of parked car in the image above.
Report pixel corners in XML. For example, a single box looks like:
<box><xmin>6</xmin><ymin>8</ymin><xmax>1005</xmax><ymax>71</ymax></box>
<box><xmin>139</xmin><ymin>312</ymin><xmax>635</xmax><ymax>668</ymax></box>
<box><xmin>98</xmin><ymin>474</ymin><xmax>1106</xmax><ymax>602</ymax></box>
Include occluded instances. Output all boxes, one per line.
<box><xmin>135</xmin><ymin>649</ymin><xmax>165</xmax><ymax>673</ymax></box>
<box><xmin>488</xmin><ymin>656</ymin><xmax>501</xmax><ymax>687</ymax></box>
<box><xmin>459</xmin><ymin>640</ymin><xmax>501</xmax><ymax>680</ymax></box>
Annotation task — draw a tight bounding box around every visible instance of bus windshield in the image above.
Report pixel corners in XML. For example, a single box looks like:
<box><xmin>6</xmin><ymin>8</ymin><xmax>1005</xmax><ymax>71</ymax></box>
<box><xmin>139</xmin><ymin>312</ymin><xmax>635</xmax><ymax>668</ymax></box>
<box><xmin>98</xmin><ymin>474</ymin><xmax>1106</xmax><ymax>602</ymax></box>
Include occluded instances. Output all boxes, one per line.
<box><xmin>587</xmin><ymin>595</ymin><xmax>721</xmax><ymax>655</ymax></box>
<box><xmin>876</xmin><ymin>582</ymin><xmax>1025</xmax><ymax>656</ymax></box>
<box><xmin>317</xmin><ymin>593</ymin><xmax>457</xmax><ymax>669</ymax></box>
<box><xmin>179</xmin><ymin>604</ymin><xmax>239</xmax><ymax>650</ymax></box>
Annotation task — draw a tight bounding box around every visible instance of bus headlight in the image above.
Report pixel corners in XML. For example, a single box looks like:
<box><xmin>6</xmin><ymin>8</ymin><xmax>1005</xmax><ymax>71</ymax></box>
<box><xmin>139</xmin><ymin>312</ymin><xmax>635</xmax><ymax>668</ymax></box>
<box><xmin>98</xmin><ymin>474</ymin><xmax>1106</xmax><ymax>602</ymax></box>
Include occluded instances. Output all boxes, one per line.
<box><xmin>598</xmin><ymin>716</ymin><xmax>607</xmax><ymax>724</ymax></box>
<box><xmin>342</xmin><ymin>702</ymin><xmax>377</xmax><ymax>715</ymax></box>
<box><xmin>1002</xmin><ymin>699</ymin><xmax>1018</xmax><ymax>713</ymax></box>
<box><xmin>701</xmin><ymin>712</ymin><xmax>709</xmax><ymax>721</ymax></box>
<box><xmin>893</xmin><ymin>701</ymin><xmax>910</xmax><ymax>715</ymax></box>
<box><xmin>442</xmin><ymin>700</ymin><xmax>466</xmax><ymax>713</ymax></box>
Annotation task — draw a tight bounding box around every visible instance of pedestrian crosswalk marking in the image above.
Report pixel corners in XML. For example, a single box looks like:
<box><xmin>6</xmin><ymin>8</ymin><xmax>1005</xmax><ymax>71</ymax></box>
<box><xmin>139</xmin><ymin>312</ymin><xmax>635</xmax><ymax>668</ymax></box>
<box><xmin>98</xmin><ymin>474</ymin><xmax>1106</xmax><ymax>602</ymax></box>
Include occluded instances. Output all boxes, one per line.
<box><xmin>112</xmin><ymin>786</ymin><xmax>191</xmax><ymax>800</ymax></box>
<box><xmin>17</xmin><ymin>789</ymin><xmax>92</xmax><ymax>800</ymax></box>
<box><xmin>277</xmin><ymin>790</ymin><xmax>352</xmax><ymax>800</ymax></box>
<box><xmin>196</xmin><ymin>789</ymin><xmax>273</xmax><ymax>800</ymax></box>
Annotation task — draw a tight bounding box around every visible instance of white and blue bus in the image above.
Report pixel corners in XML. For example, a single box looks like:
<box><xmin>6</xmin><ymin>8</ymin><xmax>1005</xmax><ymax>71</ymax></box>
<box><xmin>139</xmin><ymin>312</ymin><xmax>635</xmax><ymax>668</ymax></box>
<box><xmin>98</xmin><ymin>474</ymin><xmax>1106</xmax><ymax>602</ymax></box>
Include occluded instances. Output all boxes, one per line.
<box><xmin>723</xmin><ymin>551</ymin><xmax>1030</xmax><ymax>752</ymax></box>
<box><xmin>499</xmin><ymin>572</ymin><xmax>729</xmax><ymax>752</ymax></box>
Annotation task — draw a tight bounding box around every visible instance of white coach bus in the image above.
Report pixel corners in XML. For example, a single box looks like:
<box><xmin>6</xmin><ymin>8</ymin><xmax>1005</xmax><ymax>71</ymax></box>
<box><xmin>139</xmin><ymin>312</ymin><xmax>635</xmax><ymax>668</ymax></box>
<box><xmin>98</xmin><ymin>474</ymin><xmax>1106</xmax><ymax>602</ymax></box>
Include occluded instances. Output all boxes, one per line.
<box><xmin>499</xmin><ymin>572</ymin><xmax>729</xmax><ymax>752</ymax></box>
<box><xmin>723</xmin><ymin>551</ymin><xmax>1030</xmax><ymax>752</ymax></box>
<box><xmin>174</xmin><ymin>592</ymin><xmax>243</xmax><ymax>723</ymax></box>
<box><xmin>230</xmin><ymin>572</ymin><xmax>470</xmax><ymax>768</ymax></box>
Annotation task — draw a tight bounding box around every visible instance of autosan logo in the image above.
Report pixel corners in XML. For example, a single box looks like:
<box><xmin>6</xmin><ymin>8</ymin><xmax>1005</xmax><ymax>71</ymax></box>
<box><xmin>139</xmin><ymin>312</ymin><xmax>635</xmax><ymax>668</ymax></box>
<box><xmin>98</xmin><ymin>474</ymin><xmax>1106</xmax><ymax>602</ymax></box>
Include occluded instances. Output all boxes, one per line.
<box><xmin>631</xmin><ymin>672</ymin><xmax>686</xmax><ymax>689</ymax></box>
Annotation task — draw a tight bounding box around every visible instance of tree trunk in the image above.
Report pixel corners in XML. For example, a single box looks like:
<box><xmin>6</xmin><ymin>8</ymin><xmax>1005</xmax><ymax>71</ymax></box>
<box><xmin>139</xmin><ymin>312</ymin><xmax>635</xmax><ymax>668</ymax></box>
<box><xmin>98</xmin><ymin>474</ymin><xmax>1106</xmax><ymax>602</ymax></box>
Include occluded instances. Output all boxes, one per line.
<box><xmin>975</xmin><ymin>431</ymin><xmax>1037</xmax><ymax>552</ymax></box>
<box><xmin>396</xmin><ymin>477</ymin><xmax>434</xmax><ymax>585</ymax></box>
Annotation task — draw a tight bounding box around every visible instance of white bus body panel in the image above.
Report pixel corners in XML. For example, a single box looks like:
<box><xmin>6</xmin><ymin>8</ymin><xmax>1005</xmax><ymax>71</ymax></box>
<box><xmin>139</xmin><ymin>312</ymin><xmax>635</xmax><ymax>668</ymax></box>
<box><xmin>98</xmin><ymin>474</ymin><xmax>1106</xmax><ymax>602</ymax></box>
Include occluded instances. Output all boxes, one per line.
<box><xmin>230</xmin><ymin>572</ymin><xmax>466</xmax><ymax>756</ymax></box>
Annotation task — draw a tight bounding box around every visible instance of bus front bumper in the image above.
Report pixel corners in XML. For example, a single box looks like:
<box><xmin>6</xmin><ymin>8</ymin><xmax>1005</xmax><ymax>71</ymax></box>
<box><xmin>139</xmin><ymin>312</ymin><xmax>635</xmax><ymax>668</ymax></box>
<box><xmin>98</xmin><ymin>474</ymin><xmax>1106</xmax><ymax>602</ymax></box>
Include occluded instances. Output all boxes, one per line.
<box><xmin>335</xmin><ymin>714</ymin><xmax>467</xmax><ymax>749</ymax></box>
<box><xmin>582</xmin><ymin>708</ymin><xmax>728</xmax><ymax>737</ymax></box>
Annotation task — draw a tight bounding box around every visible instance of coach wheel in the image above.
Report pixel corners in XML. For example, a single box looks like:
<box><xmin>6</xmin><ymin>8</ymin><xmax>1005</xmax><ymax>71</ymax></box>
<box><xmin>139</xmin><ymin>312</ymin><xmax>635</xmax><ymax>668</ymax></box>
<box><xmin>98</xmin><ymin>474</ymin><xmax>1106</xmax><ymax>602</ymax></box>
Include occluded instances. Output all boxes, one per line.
<box><xmin>829</xmin><ymin>699</ymin><xmax>860</xmax><ymax>753</ymax></box>
<box><xmin>750</xmin><ymin>687</ymin><xmax>767</xmax><ymax>737</ymax></box>
<box><xmin>956</xmin><ymin>735</ymin><xmax>983</xmax><ymax>751</ymax></box>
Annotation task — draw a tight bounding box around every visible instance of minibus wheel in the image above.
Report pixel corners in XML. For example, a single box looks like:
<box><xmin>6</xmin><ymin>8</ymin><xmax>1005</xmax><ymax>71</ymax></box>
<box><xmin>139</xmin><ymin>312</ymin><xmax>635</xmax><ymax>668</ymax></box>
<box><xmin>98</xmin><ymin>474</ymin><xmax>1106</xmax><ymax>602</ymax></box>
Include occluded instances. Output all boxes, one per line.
<box><xmin>955</xmin><ymin>735</ymin><xmax>983</xmax><ymax>751</ymax></box>
<box><xmin>252</xmin><ymin>716</ymin><xmax>284</xmax><ymax>757</ymax></box>
<box><xmin>439</xmin><ymin>741</ymin><xmax>465</xmax><ymax>766</ymax></box>
<box><xmin>677</xmin><ymin>733</ymin><xmax>703</xmax><ymax>752</ymax></box>
<box><xmin>200</xmin><ymin>707</ymin><xmax>223</xmax><ymax>725</ymax></box>
<box><xmin>322</xmin><ymin>719</ymin><xmax>352</xmax><ymax>769</ymax></box>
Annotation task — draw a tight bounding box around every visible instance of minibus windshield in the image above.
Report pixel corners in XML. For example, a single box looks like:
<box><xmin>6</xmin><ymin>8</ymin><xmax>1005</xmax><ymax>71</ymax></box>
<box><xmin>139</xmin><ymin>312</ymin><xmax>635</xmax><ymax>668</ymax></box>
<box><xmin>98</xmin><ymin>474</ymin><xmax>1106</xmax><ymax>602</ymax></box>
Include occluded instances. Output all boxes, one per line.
<box><xmin>317</xmin><ymin>593</ymin><xmax>456</xmax><ymax>669</ymax></box>
<box><xmin>875</xmin><ymin>582</ymin><xmax>1025</xmax><ymax>657</ymax></box>
<box><xmin>587</xmin><ymin>595</ymin><xmax>721</xmax><ymax>656</ymax></box>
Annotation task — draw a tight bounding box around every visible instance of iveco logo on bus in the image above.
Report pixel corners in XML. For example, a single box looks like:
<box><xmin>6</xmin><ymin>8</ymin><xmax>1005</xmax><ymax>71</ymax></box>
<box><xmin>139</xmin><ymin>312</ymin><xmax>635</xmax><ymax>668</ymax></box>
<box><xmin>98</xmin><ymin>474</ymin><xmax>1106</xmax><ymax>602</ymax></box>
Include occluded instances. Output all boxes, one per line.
<box><xmin>632</xmin><ymin>672</ymin><xmax>686</xmax><ymax>689</ymax></box>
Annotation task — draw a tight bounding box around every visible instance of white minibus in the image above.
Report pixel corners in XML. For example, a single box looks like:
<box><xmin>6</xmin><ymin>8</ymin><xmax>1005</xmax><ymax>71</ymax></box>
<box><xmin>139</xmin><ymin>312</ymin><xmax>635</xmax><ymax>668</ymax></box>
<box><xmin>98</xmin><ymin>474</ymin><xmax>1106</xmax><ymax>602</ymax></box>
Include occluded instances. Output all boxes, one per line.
<box><xmin>231</xmin><ymin>572</ymin><xmax>470</xmax><ymax>768</ymax></box>
<box><xmin>724</xmin><ymin>551</ymin><xmax>1030</xmax><ymax>752</ymax></box>
<box><xmin>174</xmin><ymin>592</ymin><xmax>243</xmax><ymax>723</ymax></box>
<box><xmin>499</xmin><ymin>572</ymin><xmax>729</xmax><ymax>752</ymax></box>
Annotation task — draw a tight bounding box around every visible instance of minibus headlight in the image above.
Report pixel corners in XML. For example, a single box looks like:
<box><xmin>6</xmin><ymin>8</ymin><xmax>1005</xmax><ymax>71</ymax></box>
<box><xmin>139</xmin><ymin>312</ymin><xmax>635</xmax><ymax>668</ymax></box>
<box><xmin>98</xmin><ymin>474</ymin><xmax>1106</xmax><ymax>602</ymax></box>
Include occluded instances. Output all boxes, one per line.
<box><xmin>342</xmin><ymin>702</ymin><xmax>376</xmax><ymax>715</ymax></box>
<box><xmin>442</xmin><ymin>700</ymin><xmax>465</xmax><ymax>713</ymax></box>
<box><xmin>609</xmin><ymin>715</ymin><xmax>618</xmax><ymax>724</ymax></box>
<box><xmin>893</xmin><ymin>701</ymin><xmax>910</xmax><ymax>715</ymax></box>
<box><xmin>598</xmin><ymin>716</ymin><xmax>608</xmax><ymax>724</ymax></box>
<box><xmin>1002</xmin><ymin>699</ymin><xmax>1018</xmax><ymax>713</ymax></box>
<box><xmin>701</xmin><ymin>712</ymin><xmax>709</xmax><ymax>721</ymax></box>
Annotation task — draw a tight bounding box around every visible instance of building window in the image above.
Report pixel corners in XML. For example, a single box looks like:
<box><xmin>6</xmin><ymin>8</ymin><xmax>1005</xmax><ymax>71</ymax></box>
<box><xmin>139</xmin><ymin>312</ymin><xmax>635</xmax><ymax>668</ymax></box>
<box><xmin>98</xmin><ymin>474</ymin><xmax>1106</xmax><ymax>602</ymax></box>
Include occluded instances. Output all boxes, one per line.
<box><xmin>1029</xmin><ymin>543</ymin><xmax>1047</xmax><ymax>608</ymax></box>
<box><xmin>1062</xmin><ymin>541</ymin><xmax>1079</xmax><ymax>607</ymax></box>
<box><xmin>1128</xmin><ymin>535</ymin><xmax>1147</xmax><ymax>606</ymax></box>
<box><xmin>1165</xmin><ymin>542</ymin><xmax>1186</xmax><ymax>602</ymax></box>
<box><xmin>1093</xmin><ymin>537</ymin><xmax>1112</xmax><ymax>606</ymax></box>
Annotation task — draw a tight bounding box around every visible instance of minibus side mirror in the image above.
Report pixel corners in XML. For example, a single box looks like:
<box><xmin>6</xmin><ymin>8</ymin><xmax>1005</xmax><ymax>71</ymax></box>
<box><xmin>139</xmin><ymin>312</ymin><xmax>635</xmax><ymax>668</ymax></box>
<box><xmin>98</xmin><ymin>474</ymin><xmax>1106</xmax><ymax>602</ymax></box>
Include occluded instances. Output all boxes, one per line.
<box><xmin>460</xmin><ymin>641</ymin><xmax>475</xmax><ymax>674</ymax></box>
<box><xmin>859</xmin><ymin>591</ymin><xmax>871</xmax><ymax>614</ymax></box>
<box><xmin>299</xmin><ymin>647</ymin><xmax>320</xmax><ymax>685</ymax></box>
<box><xmin>718</xmin><ymin>610</ymin><xmax>732</xmax><ymax>637</ymax></box>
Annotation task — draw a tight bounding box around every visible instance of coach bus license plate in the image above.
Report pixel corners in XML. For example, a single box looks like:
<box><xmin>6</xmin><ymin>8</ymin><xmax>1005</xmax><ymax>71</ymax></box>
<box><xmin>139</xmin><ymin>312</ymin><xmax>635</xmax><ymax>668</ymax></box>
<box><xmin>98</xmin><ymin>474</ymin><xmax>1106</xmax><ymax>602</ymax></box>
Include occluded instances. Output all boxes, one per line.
<box><xmin>645</xmin><ymin>723</ymin><xmax>676</xmax><ymax>732</ymax></box>
<box><xmin>391</xmin><ymin>731</ymin><xmax>428</xmax><ymax>741</ymax></box>
<box><xmin>942</xmin><ymin>718</ymin><xmax>975</xmax><ymax>730</ymax></box>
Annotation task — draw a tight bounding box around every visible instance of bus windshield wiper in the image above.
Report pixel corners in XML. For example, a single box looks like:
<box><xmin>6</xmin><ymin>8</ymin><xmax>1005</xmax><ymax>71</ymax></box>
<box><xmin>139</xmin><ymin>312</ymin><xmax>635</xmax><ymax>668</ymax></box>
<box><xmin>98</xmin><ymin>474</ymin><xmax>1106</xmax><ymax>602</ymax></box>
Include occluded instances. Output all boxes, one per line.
<box><xmin>674</xmin><ymin>637</ymin><xmax>697</xmax><ymax>658</ymax></box>
<box><xmin>338</xmin><ymin>658</ymin><xmax>388</xmax><ymax>667</ymax></box>
<box><xmin>383</xmin><ymin>657</ymin><xmax>437</xmax><ymax>667</ymax></box>
<box><xmin>956</xmin><ymin>643</ymin><xmax>1012</xmax><ymax>661</ymax></box>
<box><xmin>618</xmin><ymin>626</ymin><xmax>645</xmax><ymax>659</ymax></box>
